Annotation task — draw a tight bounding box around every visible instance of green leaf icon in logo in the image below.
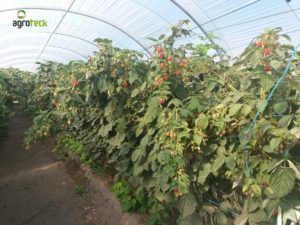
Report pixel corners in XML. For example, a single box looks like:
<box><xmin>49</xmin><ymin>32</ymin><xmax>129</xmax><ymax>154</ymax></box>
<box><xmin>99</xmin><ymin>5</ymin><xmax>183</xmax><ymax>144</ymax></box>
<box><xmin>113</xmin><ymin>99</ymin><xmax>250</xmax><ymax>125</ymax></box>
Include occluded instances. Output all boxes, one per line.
<box><xmin>17</xmin><ymin>10</ymin><xmax>26</xmax><ymax>19</ymax></box>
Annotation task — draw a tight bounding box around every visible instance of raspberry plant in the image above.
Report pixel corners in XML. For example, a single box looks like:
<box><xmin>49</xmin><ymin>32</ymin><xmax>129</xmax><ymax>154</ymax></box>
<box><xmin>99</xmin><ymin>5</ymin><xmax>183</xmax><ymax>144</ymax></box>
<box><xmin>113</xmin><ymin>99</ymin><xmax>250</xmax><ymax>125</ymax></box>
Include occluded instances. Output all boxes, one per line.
<box><xmin>21</xmin><ymin>23</ymin><xmax>300</xmax><ymax>225</ymax></box>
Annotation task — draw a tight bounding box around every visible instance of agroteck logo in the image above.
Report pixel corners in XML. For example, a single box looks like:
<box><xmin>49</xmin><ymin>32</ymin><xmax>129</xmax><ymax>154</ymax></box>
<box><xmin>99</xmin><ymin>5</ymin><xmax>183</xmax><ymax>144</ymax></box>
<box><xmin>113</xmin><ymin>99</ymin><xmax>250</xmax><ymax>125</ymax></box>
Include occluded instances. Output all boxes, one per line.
<box><xmin>13</xmin><ymin>10</ymin><xmax>47</xmax><ymax>28</ymax></box>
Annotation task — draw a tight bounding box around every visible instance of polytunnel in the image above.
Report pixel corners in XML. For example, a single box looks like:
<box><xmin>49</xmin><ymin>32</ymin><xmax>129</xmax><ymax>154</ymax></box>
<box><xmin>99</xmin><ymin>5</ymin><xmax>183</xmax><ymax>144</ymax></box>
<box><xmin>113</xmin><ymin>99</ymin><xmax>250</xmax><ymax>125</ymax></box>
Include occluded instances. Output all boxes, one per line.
<box><xmin>1</xmin><ymin>1</ymin><xmax>300</xmax><ymax>225</ymax></box>
<box><xmin>0</xmin><ymin>0</ymin><xmax>300</xmax><ymax>71</ymax></box>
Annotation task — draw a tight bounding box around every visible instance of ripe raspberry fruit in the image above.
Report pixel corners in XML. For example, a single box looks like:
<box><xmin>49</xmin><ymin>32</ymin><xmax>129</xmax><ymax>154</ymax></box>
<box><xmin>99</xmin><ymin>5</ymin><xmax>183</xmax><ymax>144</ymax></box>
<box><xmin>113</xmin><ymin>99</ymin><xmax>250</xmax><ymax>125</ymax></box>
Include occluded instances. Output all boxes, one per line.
<box><xmin>264</xmin><ymin>48</ymin><xmax>271</xmax><ymax>56</ymax></box>
<box><xmin>159</xmin><ymin>53</ymin><xmax>165</xmax><ymax>59</ymax></box>
<box><xmin>265</xmin><ymin>66</ymin><xmax>271</xmax><ymax>72</ymax></box>
<box><xmin>156</xmin><ymin>47</ymin><xmax>162</xmax><ymax>53</ymax></box>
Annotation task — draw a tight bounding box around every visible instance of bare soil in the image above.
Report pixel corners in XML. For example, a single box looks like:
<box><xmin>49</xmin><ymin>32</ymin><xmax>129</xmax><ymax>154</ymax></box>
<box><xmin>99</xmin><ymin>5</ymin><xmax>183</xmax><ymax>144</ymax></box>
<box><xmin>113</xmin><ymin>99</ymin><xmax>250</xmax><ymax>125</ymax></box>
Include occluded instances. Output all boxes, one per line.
<box><xmin>0</xmin><ymin>106</ymin><xmax>144</xmax><ymax>225</ymax></box>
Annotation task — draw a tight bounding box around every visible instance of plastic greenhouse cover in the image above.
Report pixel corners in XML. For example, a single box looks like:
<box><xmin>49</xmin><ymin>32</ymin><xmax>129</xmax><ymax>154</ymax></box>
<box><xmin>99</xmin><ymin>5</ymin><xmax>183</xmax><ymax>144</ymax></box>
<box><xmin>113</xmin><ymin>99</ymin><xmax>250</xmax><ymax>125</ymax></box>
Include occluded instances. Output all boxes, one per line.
<box><xmin>0</xmin><ymin>0</ymin><xmax>299</xmax><ymax>71</ymax></box>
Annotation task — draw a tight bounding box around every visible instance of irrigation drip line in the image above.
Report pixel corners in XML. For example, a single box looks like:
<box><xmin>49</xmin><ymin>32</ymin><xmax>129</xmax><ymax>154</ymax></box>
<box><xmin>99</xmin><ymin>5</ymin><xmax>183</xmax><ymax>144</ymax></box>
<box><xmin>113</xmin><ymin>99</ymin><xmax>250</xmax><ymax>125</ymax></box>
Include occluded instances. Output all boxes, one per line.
<box><xmin>243</xmin><ymin>43</ymin><xmax>300</xmax><ymax>175</ymax></box>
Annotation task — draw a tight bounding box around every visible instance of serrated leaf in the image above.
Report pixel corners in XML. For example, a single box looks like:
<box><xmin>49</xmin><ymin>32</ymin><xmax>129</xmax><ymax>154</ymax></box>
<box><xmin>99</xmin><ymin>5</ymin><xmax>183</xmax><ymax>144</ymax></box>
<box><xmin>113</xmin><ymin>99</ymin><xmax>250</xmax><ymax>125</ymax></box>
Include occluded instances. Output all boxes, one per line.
<box><xmin>98</xmin><ymin>123</ymin><xmax>113</xmax><ymax>137</ymax></box>
<box><xmin>158</xmin><ymin>34</ymin><xmax>165</xmax><ymax>40</ymax></box>
<box><xmin>281</xmin><ymin>34</ymin><xmax>292</xmax><ymax>42</ymax></box>
<box><xmin>270</xmin><ymin>60</ymin><xmax>282</xmax><ymax>70</ymax></box>
<box><xmin>196</xmin><ymin>114</ymin><xmax>209</xmax><ymax>130</ymax></box>
<box><xmin>131</xmin><ymin>88</ymin><xmax>140</xmax><ymax>98</ymax></box>
<box><xmin>97</xmin><ymin>78</ymin><xmax>108</xmax><ymax>92</ymax></box>
<box><xmin>229</xmin><ymin>103</ymin><xmax>242</xmax><ymax>117</ymax></box>
<box><xmin>129</xmin><ymin>71</ymin><xmax>138</xmax><ymax>84</ymax></box>
<box><xmin>260</xmin><ymin>75</ymin><xmax>274</xmax><ymax>92</ymax></box>
<box><xmin>263</xmin><ymin>145</ymin><xmax>274</xmax><ymax>153</ymax></box>
<box><xmin>178</xmin><ymin>131</ymin><xmax>190</xmax><ymax>140</ymax></box>
<box><xmin>197</xmin><ymin>163</ymin><xmax>211</xmax><ymax>184</ymax></box>
<box><xmin>51</xmin><ymin>110</ymin><xmax>68</xmax><ymax>117</ymax></box>
<box><xmin>178</xmin><ymin>194</ymin><xmax>197</xmax><ymax>219</ymax></box>
<box><xmin>157</xmin><ymin>151</ymin><xmax>170</xmax><ymax>165</ymax></box>
<box><xmin>187</xmin><ymin>97</ymin><xmax>202</xmax><ymax>111</ymax></box>
<box><xmin>174</xmin><ymin>85</ymin><xmax>188</xmax><ymax>100</ymax></box>
<box><xmin>131</xmin><ymin>148</ymin><xmax>145</xmax><ymax>163</ymax></box>
<box><xmin>241</xmin><ymin>105</ymin><xmax>252</xmax><ymax>116</ymax></box>
<box><xmin>178</xmin><ymin>213</ymin><xmax>203</xmax><ymax>225</ymax></box>
<box><xmin>225</xmin><ymin>157</ymin><xmax>236</xmax><ymax>170</ymax></box>
<box><xmin>273</xmin><ymin>101</ymin><xmax>288</xmax><ymax>114</ymax></box>
<box><xmin>290</xmin><ymin>127</ymin><xmax>300</xmax><ymax>139</ymax></box>
<box><xmin>248</xmin><ymin>209</ymin><xmax>267</xmax><ymax>224</ymax></box>
<box><xmin>269</xmin><ymin>168</ymin><xmax>296</xmax><ymax>198</ymax></box>
<box><xmin>246</xmin><ymin>198</ymin><xmax>260</xmax><ymax>213</ymax></box>
<box><xmin>287</xmin><ymin>160</ymin><xmax>300</xmax><ymax>180</ymax></box>
<box><xmin>67</xmin><ymin>93</ymin><xmax>84</xmax><ymax>104</ymax></box>
<box><xmin>142</xmin><ymin>97</ymin><xmax>160</xmax><ymax>124</ymax></box>
<box><xmin>212</xmin><ymin>156</ymin><xmax>225</xmax><ymax>173</ymax></box>
<box><xmin>269</xmin><ymin>138</ymin><xmax>281</xmax><ymax>151</ymax></box>
<box><xmin>194</xmin><ymin>134</ymin><xmax>203</xmax><ymax>145</ymax></box>
<box><xmin>109</xmin><ymin>132</ymin><xmax>125</xmax><ymax>147</ymax></box>
<box><xmin>278</xmin><ymin>115</ymin><xmax>293</xmax><ymax>128</ymax></box>
<box><xmin>206</xmin><ymin>81</ymin><xmax>217</xmax><ymax>92</ymax></box>
<box><xmin>215</xmin><ymin>211</ymin><xmax>228</xmax><ymax>225</ymax></box>
<box><xmin>234</xmin><ymin>213</ymin><xmax>248</xmax><ymax>225</ymax></box>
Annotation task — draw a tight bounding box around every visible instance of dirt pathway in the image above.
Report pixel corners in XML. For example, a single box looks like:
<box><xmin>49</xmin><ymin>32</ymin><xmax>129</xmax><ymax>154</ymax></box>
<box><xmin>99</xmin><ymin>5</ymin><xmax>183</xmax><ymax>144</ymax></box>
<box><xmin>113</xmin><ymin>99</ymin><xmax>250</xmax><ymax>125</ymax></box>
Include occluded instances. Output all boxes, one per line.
<box><xmin>0</xmin><ymin>107</ymin><xmax>96</xmax><ymax>225</ymax></box>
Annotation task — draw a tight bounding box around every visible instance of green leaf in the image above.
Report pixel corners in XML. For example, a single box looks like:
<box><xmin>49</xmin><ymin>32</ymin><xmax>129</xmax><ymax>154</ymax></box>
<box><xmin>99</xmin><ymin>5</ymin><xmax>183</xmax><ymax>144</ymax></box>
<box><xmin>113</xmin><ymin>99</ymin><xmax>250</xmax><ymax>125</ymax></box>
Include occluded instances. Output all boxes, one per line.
<box><xmin>142</xmin><ymin>97</ymin><xmax>160</xmax><ymax>124</ymax></box>
<box><xmin>97</xmin><ymin>78</ymin><xmax>108</xmax><ymax>92</ymax></box>
<box><xmin>67</xmin><ymin>93</ymin><xmax>84</xmax><ymax>104</ymax></box>
<box><xmin>98</xmin><ymin>123</ymin><xmax>113</xmax><ymax>137</ymax></box>
<box><xmin>158</xmin><ymin>34</ymin><xmax>165</xmax><ymax>40</ymax></box>
<box><xmin>109</xmin><ymin>132</ymin><xmax>125</xmax><ymax>147</ymax></box>
<box><xmin>187</xmin><ymin>97</ymin><xmax>202</xmax><ymax>111</ymax></box>
<box><xmin>241</xmin><ymin>105</ymin><xmax>252</xmax><ymax>116</ymax></box>
<box><xmin>206</xmin><ymin>81</ymin><xmax>217</xmax><ymax>92</ymax></box>
<box><xmin>248</xmin><ymin>209</ymin><xmax>267</xmax><ymax>224</ymax></box>
<box><xmin>129</xmin><ymin>71</ymin><xmax>138</xmax><ymax>84</ymax></box>
<box><xmin>174</xmin><ymin>85</ymin><xmax>188</xmax><ymax>100</ymax></box>
<box><xmin>195</xmin><ymin>114</ymin><xmax>209</xmax><ymax>130</ymax></box>
<box><xmin>281</xmin><ymin>34</ymin><xmax>292</xmax><ymax>42</ymax></box>
<box><xmin>270</xmin><ymin>60</ymin><xmax>282</xmax><ymax>70</ymax></box>
<box><xmin>234</xmin><ymin>213</ymin><xmax>248</xmax><ymax>225</ymax></box>
<box><xmin>178</xmin><ymin>131</ymin><xmax>190</xmax><ymax>140</ymax></box>
<box><xmin>157</xmin><ymin>151</ymin><xmax>170</xmax><ymax>165</ymax></box>
<box><xmin>260</xmin><ymin>75</ymin><xmax>274</xmax><ymax>92</ymax></box>
<box><xmin>131</xmin><ymin>88</ymin><xmax>140</xmax><ymax>98</ymax></box>
<box><xmin>194</xmin><ymin>134</ymin><xmax>203</xmax><ymax>145</ymax></box>
<box><xmin>287</xmin><ymin>160</ymin><xmax>300</xmax><ymax>180</ymax></box>
<box><xmin>290</xmin><ymin>127</ymin><xmax>300</xmax><ymax>139</ymax></box>
<box><xmin>278</xmin><ymin>115</ymin><xmax>293</xmax><ymax>128</ymax></box>
<box><xmin>263</xmin><ymin>145</ymin><xmax>274</xmax><ymax>153</ymax></box>
<box><xmin>229</xmin><ymin>103</ymin><xmax>242</xmax><ymax>117</ymax></box>
<box><xmin>178</xmin><ymin>194</ymin><xmax>197</xmax><ymax>219</ymax></box>
<box><xmin>197</xmin><ymin>163</ymin><xmax>211</xmax><ymax>184</ymax></box>
<box><xmin>51</xmin><ymin>110</ymin><xmax>68</xmax><ymax>117</ymax></box>
<box><xmin>212</xmin><ymin>156</ymin><xmax>225</xmax><ymax>174</ymax></box>
<box><xmin>269</xmin><ymin>168</ymin><xmax>296</xmax><ymax>198</ymax></box>
<box><xmin>245</xmin><ymin>198</ymin><xmax>259</xmax><ymax>213</ymax></box>
<box><xmin>178</xmin><ymin>213</ymin><xmax>203</xmax><ymax>225</ymax></box>
<box><xmin>269</xmin><ymin>138</ymin><xmax>281</xmax><ymax>151</ymax></box>
<box><xmin>215</xmin><ymin>211</ymin><xmax>228</xmax><ymax>225</ymax></box>
<box><xmin>273</xmin><ymin>101</ymin><xmax>288</xmax><ymax>114</ymax></box>
<box><xmin>225</xmin><ymin>157</ymin><xmax>236</xmax><ymax>170</ymax></box>
<box><xmin>249</xmin><ymin>50</ymin><xmax>260</xmax><ymax>66</ymax></box>
<box><xmin>131</xmin><ymin>148</ymin><xmax>145</xmax><ymax>163</ymax></box>
<box><xmin>180</xmin><ymin>109</ymin><xmax>193</xmax><ymax>118</ymax></box>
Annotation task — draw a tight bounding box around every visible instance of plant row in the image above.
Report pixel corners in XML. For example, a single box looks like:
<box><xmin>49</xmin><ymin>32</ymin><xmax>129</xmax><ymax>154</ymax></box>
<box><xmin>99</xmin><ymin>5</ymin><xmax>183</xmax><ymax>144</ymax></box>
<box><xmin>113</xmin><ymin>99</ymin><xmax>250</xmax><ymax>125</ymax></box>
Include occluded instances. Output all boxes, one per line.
<box><xmin>7</xmin><ymin>22</ymin><xmax>300</xmax><ymax>225</ymax></box>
